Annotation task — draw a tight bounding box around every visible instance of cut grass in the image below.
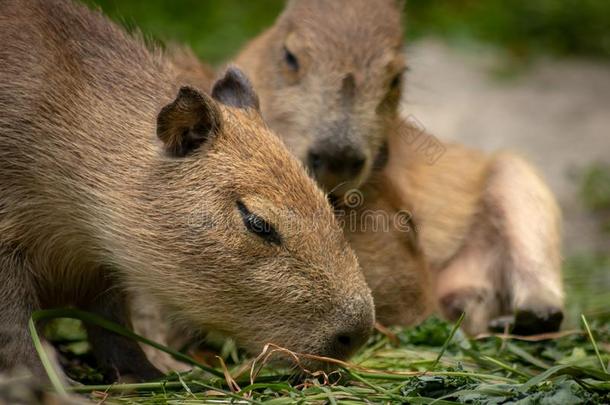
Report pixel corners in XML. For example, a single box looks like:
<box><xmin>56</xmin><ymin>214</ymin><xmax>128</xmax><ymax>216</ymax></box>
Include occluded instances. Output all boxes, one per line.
<box><xmin>33</xmin><ymin>311</ymin><xmax>610</xmax><ymax>404</ymax></box>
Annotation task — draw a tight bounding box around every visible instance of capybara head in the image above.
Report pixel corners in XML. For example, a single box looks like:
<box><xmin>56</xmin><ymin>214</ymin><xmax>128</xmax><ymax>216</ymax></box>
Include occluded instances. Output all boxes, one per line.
<box><xmin>235</xmin><ymin>0</ymin><xmax>405</xmax><ymax>195</ymax></box>
<box><xmin>145</xmin><ymin>67</ymin><xmax>374</xmax><ymax>362</ymax></box>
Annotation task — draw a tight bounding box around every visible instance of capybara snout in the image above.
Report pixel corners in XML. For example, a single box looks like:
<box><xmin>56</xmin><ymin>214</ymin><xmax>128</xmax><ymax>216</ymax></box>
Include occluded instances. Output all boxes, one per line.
<box><xmin>254</xmin><ymin>289</ymin><xmax>374</xmax><ymax>366</ymax></box>
<box><xmin>307</xmin><ymin>142</ymin><xmax>367</xmax><ymax>196</ymax></box>
<box><xmin>324</xmin><ymin>292</ymin><xmax>375</xmax><ymax>360</ymax></box>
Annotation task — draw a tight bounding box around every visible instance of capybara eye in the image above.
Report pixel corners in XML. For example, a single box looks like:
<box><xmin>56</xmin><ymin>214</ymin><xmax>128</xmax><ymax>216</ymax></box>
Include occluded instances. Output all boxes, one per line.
<box><xmin>389</xmin><ymin>72</ymin><xmax>402</xmax><ymax>90</ymax></box>
<box><xmin>283</xmin><ymin>46</ymin><xmax>299</xmax><ymax>72</ymax></box>
<box><xmin>236</xmin><ymin>200</ymin><xmax>282</xmax><ymax>245</ymax></box>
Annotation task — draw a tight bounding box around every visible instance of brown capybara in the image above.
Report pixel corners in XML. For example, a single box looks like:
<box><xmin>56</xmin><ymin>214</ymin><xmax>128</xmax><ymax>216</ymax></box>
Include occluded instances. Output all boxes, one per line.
<box><xmin>168</xmin><ymin>0</ymin><xmax>564</xmax><ymax>335</ymax></box>
<box><xmin>0</xmin><ymin>0</ymin><xmax>375</xmax><ymax>381</ymax></box>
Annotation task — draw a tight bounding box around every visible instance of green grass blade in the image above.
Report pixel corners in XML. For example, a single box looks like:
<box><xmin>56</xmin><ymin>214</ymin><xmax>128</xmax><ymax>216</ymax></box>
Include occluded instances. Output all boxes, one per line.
<box><xmin>430</xmin><ymin>312</ymin><xmax>464</xmax><ymax>370</ymax></box>
<box><xmin>582</xmin><ymin>314</ymin><xmax>608</xmax><ymax>373</ymax></box>
<box><xmin>480</xmin><ymin>355</ymin><xmax>532</xmax><ymax>378</ymax></box>
<box><xmin>27</xmin><ymin>316</ymin><xmax>67</xmax><ymax>395</ymax></box>
<box><xmin>506</xmin><ymin>342</ymin><xmax>551</xmax><ymax>369</ymax></box>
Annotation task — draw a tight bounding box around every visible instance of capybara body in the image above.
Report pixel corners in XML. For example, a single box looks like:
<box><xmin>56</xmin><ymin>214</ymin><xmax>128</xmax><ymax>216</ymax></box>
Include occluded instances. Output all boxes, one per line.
<box><xmin>383</xmin><ymin>121</ymin><xmax>564</xmax><ymax>334</ymax></box>
<box><xmin>0</xmin><ymin>0</ymin><xmax>374</xmax><ymax>380</ymax></box>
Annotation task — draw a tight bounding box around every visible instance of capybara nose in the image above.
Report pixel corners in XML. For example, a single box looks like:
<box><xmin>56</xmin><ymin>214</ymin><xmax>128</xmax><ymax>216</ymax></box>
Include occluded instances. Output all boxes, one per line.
<box><xmin>326</xmin><ymin>301</ymin><xmax>374</xmax><ymax>359</ymax></box>
<box><xmin>307</xmin><ymin>146</ymin><xmax>366</xmax><ymax>191</ymax></box>
<box><xmin>329</xmin><ymin>326</ymin><xmax>371</xmax><ymax>360</ymax></box>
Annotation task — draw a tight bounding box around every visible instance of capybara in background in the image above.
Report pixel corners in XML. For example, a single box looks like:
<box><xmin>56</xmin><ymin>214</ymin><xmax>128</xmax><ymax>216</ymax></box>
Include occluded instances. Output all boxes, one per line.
<box><xmin>235</xmin><ymin>0</ymin><xmax>405</xmax><ymax>196</ymax></box>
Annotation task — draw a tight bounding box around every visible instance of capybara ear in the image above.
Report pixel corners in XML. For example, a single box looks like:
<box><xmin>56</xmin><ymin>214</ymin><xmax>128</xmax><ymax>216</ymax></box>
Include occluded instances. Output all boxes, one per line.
<box><xmin>211</xmin><ymin>66</ymin><xmax>260</xmax><ymax>111</ymax></box>
<box><xmin>157</xmin><ymin>86</ymin><xmax>222</xmax><ymax>157</ymax></box>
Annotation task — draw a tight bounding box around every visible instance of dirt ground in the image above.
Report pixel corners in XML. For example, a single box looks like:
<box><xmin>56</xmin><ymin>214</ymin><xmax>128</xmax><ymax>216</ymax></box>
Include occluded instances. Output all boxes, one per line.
<box><xmin>401</xmin><ymin>39</ymin><xmax>610</xmax><ymax>255</ymax></box>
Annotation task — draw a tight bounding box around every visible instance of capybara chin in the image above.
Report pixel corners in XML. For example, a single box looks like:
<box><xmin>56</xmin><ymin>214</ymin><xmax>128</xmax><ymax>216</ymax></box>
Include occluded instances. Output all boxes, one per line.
<box><xmin>0</xmin><ymin>0</ymin><xmax>374</xmax><ymax>381</ymax></box>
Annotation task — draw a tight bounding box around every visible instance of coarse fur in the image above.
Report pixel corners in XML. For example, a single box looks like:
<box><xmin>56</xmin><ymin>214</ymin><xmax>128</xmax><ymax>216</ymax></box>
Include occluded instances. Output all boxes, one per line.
<box><xmin>165</xmin><ymin>0</ymin><xmax>564</xmax><ymax>336</ymax></box>
<box><xmin>0</xmin><ymin>0</ymin><xmax>374</xmax><ymax>380</ymax></box>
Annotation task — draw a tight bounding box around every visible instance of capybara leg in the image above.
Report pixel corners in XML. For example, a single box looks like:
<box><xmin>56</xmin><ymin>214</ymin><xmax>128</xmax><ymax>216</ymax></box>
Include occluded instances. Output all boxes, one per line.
<box><xmin>485</xmin><ymin>154</ymin><xmax>564</xmax><ymax>335</ymax></box>
<box><xmin>435</xmin><ymin>221</ymin><xmax>503</xmax><ymax>336</ymax></box>
<box><xmin>0</xmin><ymin>248</ymin><xmax>44</xmax><ymax>377</ymax></box>
<box><xmin>84</xmin><ymin>288</ymin><xmax>163</xmax><ymax>382</ymax></box>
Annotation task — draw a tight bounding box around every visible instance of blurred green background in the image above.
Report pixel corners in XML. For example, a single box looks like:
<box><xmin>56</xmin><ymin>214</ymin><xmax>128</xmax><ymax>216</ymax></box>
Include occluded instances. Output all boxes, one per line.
<box><xmin>85</xmin><ymin>0</ymin><xmax>610</xmax><ymax>64</ymax></box>
<box><xmin>84</xmin><ymin>0</ymin><xmax>284</xmax><ymax>63</ymax></box>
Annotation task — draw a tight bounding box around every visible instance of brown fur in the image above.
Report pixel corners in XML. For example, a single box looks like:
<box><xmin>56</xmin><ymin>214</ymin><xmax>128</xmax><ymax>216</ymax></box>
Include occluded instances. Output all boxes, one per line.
<box><xmin>340</xmin><ymin>175</ymin><xmax>433</xmax><ymax>326</ymax></box>
<box><xmin>0</xmin><ymin>0</ymin><xmax>375</xmax><ymax>380</ymax></box>
<box><xmin>161</xmin><ymin>0</ymin><xmax>564</xmax><ymax>339</ymax></box>
<box><xmin>386</xmin><ymin>121</ymin><xmax>563</xmax><ymax>334</ymax></box>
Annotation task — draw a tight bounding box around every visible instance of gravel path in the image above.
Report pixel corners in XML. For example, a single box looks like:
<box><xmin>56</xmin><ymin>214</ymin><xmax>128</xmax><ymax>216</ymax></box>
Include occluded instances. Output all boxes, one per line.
<box><xmin>401</xmin><ymin>40</ymin><xmax>610</xmax><ymax>254</ymax></box>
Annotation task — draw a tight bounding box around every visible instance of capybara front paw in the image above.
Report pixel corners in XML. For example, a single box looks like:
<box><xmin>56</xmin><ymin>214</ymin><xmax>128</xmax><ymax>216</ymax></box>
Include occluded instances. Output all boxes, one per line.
<box><xmin>511</xmin><ymin>307</ymin><xmax>563</xmax><ymax>335</ymax></box>
<box><xmin>438</xmin><ymin>287</ymin><xmax>497</xmax><ymax>335</ymax></box>
<box><xmin>488</xmin><ymin>315</ymin><xmax>515</xmax><ymax>333</ymax></box>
